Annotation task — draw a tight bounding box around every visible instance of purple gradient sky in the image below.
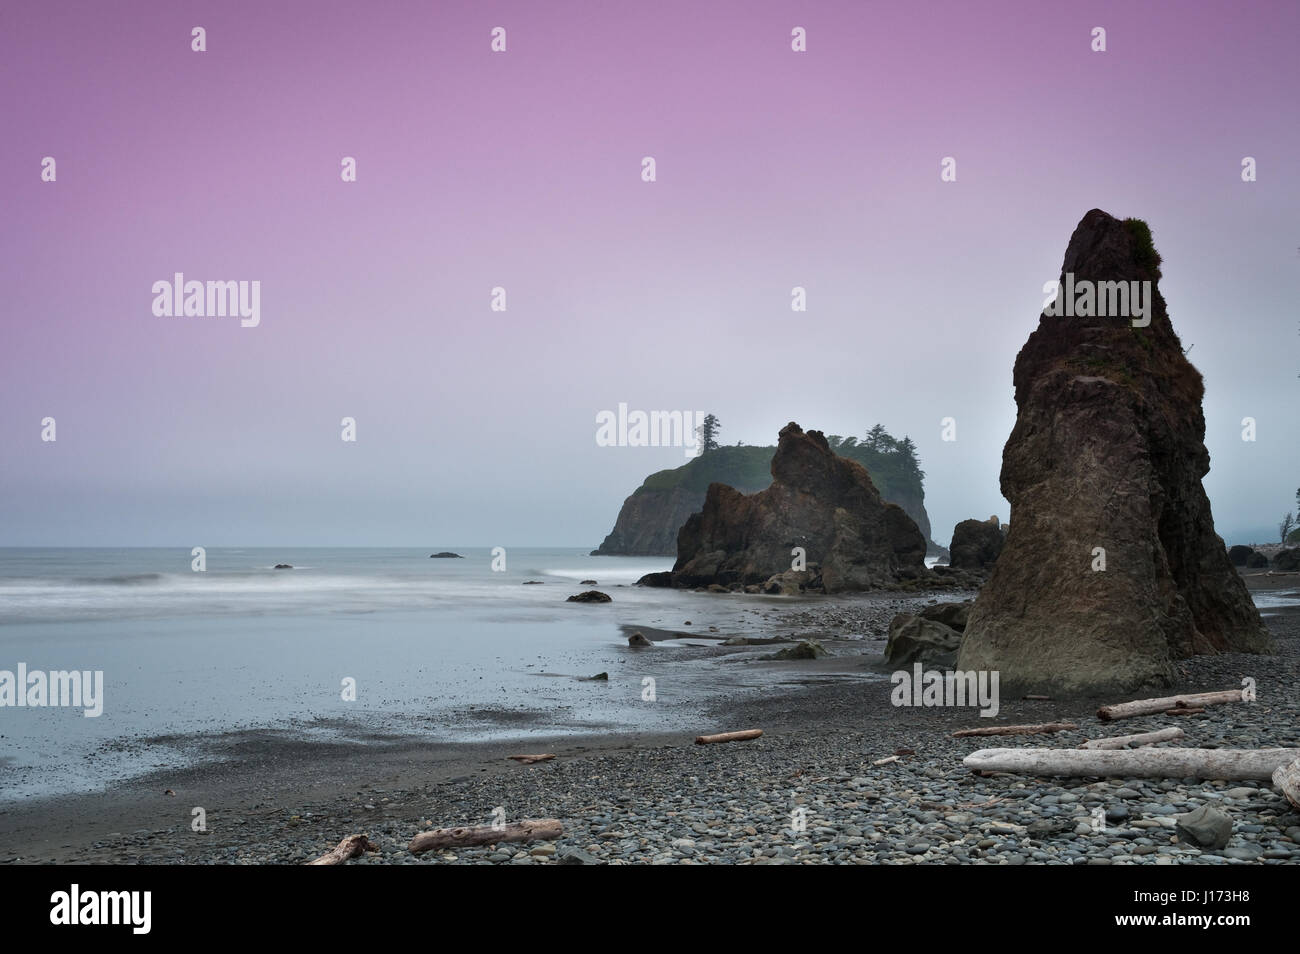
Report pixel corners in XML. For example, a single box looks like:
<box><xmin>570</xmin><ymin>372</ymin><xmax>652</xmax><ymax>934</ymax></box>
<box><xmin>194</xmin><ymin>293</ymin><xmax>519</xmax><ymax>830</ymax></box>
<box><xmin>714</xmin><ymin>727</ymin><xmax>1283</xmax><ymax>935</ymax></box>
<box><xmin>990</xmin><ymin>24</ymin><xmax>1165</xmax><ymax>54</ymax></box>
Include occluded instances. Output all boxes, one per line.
<box><xmin>2</xmin><ymin>0</ymin><xmax>1297</xmax><ymax>547</ymax></box>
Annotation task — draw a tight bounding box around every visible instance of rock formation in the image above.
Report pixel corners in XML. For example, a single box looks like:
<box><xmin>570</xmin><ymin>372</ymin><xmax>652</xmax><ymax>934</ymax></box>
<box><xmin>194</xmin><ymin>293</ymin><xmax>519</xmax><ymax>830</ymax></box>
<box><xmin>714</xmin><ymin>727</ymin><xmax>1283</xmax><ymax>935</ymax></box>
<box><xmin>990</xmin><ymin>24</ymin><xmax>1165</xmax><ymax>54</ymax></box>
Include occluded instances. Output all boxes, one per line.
<box><xmin>669</xmin><ymin>423</ymin><xmax>927</xmax><ymax>592</ymax></box>
<box><xmin>1227</xmin><ymin>544</ymin><xmax>1254</xmax><ymax>567</ymax></box>
<box><xmin>957</xmin><ymin>209</ymin><xmax>1272</xmax><ymax>695</ymax></box>
<box><xmin>594</xmin><ymin>442</ymin><xmax>939</xmax><ymax>556</ymax></box>
<box><xmin>1274</xmin><ymin>549</ymin><xmax>1300</xmax><ymax>572</ymax></box>
<box><xmin>948</xmin><ymin>517</ymin><xmax>1005</xmax><ymax>570</ymax></box>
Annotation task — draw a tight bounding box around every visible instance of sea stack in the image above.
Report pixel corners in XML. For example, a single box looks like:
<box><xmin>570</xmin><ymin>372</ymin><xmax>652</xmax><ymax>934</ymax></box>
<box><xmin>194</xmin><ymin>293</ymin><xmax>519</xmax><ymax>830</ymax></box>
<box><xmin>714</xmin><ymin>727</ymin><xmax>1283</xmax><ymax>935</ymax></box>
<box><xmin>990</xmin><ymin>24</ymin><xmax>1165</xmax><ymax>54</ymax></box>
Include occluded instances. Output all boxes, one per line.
<box><xmin>957</xmin><ymin>209</ymin><xmax>1273</xmax><ymax>695</ymax></box>
<box><xmin>671</xmin><ymin>423</ymin><xmax>926</xmax><ymax>592</ymax></box>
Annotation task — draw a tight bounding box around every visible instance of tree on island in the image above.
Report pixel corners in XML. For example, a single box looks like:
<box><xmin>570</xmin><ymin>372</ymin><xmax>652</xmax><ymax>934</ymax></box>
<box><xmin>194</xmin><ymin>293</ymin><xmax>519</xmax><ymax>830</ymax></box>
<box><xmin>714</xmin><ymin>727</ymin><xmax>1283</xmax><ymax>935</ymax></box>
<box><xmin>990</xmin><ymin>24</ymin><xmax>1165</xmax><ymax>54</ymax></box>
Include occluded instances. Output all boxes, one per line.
<box><xmin>863</xmin><ymin>424</ymin><xmax>892</xmax><ymax>453</ymax></box>
<box><xmin>1282</xmin><ymin>512</ymin><xmax>1296</xmax><ymax>545</ymax></box>
<box><xmin>896</xmin><ymin>435</ymin><xmax>925</xmax><ymax>481</ymax></box>
<box><xmin>696</xmin><ymin>413</ymin><xmax>721</xmax><ymax>454</ymax></box>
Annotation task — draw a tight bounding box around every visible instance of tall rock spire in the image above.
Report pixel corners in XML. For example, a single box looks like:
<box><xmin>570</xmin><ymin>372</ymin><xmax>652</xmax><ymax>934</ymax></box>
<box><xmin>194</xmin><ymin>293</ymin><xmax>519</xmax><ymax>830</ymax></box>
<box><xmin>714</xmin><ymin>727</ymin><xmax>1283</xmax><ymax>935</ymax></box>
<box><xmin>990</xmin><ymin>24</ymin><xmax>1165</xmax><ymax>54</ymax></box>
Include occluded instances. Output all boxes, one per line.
<box><xmin>957</xmin><ymin>210</ymin><xmax>1272</xmax><ymax>695</ymax></box>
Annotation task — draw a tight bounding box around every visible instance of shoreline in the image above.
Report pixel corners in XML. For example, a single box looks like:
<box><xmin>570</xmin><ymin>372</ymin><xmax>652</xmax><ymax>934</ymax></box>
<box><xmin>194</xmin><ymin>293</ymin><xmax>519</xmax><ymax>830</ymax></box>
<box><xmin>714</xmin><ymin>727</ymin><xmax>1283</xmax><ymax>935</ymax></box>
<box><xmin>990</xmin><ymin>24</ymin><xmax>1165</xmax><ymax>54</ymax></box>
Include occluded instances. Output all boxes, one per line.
<box><xmin>2</xmin><ymin>577</ymin><xmax>1297</xmax><ymax>865</ymax></box>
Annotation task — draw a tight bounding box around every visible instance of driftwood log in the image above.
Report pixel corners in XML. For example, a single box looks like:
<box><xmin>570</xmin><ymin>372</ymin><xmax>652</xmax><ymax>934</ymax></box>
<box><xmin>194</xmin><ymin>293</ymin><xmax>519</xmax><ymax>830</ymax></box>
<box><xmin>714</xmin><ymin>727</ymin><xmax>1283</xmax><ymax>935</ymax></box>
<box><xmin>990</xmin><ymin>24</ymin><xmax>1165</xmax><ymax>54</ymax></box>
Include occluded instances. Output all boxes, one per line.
<box><xmin>1080</xmin><ymin>726</ymin><xmax>1185</xmax><ymax>750</ymax></box>
<box><xmin>1274</xmin><ymin>757</ymin><xmax>1300</xmax><ymax>809</ymax></box>
<box><xmin>952</xmin><ymin>722</ymin><xmax>1076</xmax><ymax>738</ymax></box>
<box><xmin>1096</xmin><ymin>689</ymin><xmax>1243</xmax><ymax>721</ymax></box>
<box><xmin>965</xmin><ymin>747</ymin><xmax>1300</xmax><ymax>779</ymax></box>
<box><xmin>507</xmin><ymin>754</ymin><xmax>555</xmax><ymax>764</ymax></box>
<box><xmin>409</xmin><ymin>819</ymin><xmax>563</xmax><ymax>854</ymax></box>
<box><xmin>695</xmin><ymin>729</ymin><xmax>762</xmax><ymax>745</ymax></box>
<box><xmin>307</xmin><ymin>834</ymin><xmax>376</xmax><ymax>865</ymax></box>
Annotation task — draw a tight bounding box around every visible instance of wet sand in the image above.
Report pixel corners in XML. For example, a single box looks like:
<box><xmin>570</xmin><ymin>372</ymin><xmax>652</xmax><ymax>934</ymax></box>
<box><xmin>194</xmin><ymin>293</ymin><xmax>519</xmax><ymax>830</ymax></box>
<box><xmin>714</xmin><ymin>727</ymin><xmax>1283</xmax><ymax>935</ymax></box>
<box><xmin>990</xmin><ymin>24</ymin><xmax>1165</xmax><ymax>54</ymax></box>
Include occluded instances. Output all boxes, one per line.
<box><xmin>1</xmin><ymin>576</ymin><xmax>1296</xmax><ymax>864</ymax></box>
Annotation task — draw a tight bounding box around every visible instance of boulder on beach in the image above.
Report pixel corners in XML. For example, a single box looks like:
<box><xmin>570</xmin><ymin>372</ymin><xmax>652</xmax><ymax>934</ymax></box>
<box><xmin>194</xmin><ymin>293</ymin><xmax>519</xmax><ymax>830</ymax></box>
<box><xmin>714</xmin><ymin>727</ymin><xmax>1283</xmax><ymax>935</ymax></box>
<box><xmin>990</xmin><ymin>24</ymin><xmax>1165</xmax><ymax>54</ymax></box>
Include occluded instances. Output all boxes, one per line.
<box><xmin>766</xmin><ymin>639</ymin><xmax>827</xmax><ymax>660</ymax></box>
<box><xmin>580</xmin><ymin>579</ymin><xmax>598</xmax><ymax>585</ymax></box>
<box><xmin>1247</xmin><ymin>551</ymin><xmax>1270</xmax><ymax>569</ymax></box>
<box><xmin>635</xmin><ymin>571</ymin><xmax>673</xmax><ymax>587</ymax></box>
<box><xmin>669</xmin><ymin>423</ymin><xmax>927</xmax><ymax>593</ymax></box>
<box><xmin>917</xmin><ymin>600</ymin><xmax>973</xmax><ymax>632</ymax></box>
<box><xmin>1273</xmin><ymin>548</ymin><xmax>1300</xmax><ymax>571</ymax></box>
<box><xmin>957</xmin><ymin>209</ymin><xmax>1273</xmax><ymax>695</ymax></box>
<box><xmin>274</xmin><ymin>564</ymin><xmax>293</xmax><ymax>569</ymax></box>
<box><xmin>567</xmin><ymin>590</ymin><xmax>612</xmax><ymax>603</ymax></box>
<box><xmin>1174</xmin><ymin>805</ymin><xmax>1232</xmax><ymax>850</ymax></box>
<box><xmin>429</xmin><ymin>552</ymin><xmax>463</xmax><ymax>558</ymax></box>
<box><xmin>1227</xmin><ymin>544</ymin><xmax>1254</xmax><ymax>567</ymax></box>
<box><xmin>948</xmin><ymin>517</ymin><xmax>1004</xmax><ymax>571</ymax></box>
<box><xmin>885</xmin><ymin>614</ymin><xmax>963</xmax><ymax>668</ymax></box>
<box><xmin>628</xmin><ymin>631</ymin><xmax>653</xmax><ymax>648</ymax></box>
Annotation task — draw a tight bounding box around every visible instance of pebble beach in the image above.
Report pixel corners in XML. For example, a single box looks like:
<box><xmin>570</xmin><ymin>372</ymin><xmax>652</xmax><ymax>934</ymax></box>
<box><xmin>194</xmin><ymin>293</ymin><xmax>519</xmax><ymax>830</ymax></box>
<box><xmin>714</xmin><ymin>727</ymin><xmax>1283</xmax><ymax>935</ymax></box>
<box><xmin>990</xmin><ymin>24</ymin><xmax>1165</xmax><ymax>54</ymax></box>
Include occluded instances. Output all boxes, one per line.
<box><xmin>5</xmin><ymin>577</ymin><xmax>1297</xmax><ymax>866</ymax></box>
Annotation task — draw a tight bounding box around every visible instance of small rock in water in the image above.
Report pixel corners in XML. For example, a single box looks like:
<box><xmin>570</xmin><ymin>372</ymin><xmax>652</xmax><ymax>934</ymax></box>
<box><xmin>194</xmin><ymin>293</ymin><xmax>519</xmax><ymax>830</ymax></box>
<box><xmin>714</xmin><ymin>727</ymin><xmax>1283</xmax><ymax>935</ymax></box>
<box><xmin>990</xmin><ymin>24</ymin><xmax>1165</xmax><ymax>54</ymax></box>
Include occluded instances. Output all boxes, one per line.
<box><xmin>567</xmin><ymin>590</ymin><xmax>612</xmax><ymax>603</ymax></box>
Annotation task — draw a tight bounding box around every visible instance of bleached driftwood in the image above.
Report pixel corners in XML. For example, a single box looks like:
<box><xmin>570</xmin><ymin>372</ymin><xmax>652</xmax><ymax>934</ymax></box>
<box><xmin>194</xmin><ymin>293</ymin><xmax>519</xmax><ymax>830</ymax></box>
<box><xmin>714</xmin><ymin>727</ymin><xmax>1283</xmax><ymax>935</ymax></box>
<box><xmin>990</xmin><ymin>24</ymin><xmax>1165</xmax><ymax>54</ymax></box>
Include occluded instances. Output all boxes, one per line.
<box><xmin>1274</xmin><ymin>757</ymin><xmax>1300</xmax><ymax>809</ymax></box>
<box><xmin>695</xmin><ymin>729</ymin><xmax>763</xmax><ymax>745</ymax></box>
<box><xmin>964</xmin><ymin>747</ymin><xmax>1300</xmax><ymax>779</ymax></box>
<box><xmin>409</xmin><ymin>819</ymin><xmax>563</xmax><ymax>854</ymax></box>
<box><xmin>1080</xmin><ymin>726</ymin><xmax>1185</xmax><ymax>750</ymax></box>
<box><xmin>307</xmin><ymin>834</ymin><xmax>376</xmax><ymax>865</ymax></box>
<box><xmin>952</xmin><ymin>722</ymin><xmax>1077</xmax><ymax>738</ymax></box>
<box><xmin>1096</xmin><ymin>689</ymin><xmax>1243</xmax><ymax>721</ymax></box>
<box><xmin>873</xmin><ymin>755</ymin><xmax>900</xmax><ymax>766</ymax></box>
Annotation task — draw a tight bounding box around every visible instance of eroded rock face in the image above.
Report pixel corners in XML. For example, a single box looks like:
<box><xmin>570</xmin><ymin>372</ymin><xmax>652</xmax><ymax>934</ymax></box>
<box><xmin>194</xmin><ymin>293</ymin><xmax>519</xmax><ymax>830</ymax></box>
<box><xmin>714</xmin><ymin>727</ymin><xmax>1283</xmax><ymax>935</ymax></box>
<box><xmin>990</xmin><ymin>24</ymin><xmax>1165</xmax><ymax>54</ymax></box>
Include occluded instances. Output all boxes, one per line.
<box><xmin>957</xmin><ymin>209</ymin><xmax>1272</xmax><ymax>695</ymax></box>
<box><xmin>671</xmin><ymin>423</ymin><xmax>927</xmax><ymax>592</ymax></box>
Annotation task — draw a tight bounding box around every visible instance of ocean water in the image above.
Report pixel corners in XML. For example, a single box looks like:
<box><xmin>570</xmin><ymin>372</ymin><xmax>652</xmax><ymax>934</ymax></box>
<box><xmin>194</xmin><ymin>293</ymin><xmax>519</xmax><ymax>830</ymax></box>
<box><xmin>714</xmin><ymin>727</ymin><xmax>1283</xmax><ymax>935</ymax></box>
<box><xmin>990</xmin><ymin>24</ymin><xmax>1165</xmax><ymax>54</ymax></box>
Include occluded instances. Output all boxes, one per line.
<box><xmin>0</xmin><ymin>547</ymin><xmax>816</xmax><ymax>801</ymax></box>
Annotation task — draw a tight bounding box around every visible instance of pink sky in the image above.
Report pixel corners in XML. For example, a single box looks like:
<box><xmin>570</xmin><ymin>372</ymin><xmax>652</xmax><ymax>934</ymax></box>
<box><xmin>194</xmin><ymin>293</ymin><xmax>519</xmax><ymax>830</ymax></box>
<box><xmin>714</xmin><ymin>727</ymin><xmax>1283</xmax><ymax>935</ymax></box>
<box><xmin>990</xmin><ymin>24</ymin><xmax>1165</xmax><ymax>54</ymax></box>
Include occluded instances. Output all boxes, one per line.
<box><xmin>2</xmin><ymin>0</ymin><xmax>1297</xmax><ymax>545</ymax></box>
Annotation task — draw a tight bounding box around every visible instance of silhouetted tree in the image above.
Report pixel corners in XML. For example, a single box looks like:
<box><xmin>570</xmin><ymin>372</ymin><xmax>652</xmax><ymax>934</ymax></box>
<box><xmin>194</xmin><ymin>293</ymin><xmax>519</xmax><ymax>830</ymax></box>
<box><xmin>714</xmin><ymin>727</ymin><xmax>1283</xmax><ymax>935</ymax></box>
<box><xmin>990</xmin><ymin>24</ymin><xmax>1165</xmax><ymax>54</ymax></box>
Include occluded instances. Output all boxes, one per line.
<box><xmin>696</xmin><ymin>413</ymin><xmax>721</xmax><ymax>454</ymax></box>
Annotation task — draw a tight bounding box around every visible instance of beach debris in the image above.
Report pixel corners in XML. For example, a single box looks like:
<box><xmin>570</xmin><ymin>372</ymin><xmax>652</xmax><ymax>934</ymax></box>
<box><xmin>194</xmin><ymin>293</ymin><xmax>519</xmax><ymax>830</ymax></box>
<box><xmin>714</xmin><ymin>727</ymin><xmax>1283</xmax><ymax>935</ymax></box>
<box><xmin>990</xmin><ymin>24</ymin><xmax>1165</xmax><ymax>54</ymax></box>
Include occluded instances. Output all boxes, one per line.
<box><xmin>963</xmin><ymin>747</ymin><xmax>1300</xmax><ymax>779</ymax></box>
<box><xmin>566</xmin><ymin>590</ymin><xmax>612</xmax><ymax>603</ymax></box>
<box><xmin>1096</xmin><ymin>688</ymin><xmax>1244</xmax><ymax>721</ymax></box>
<box><xmin>1022</xmin><ymin>694</ymin><xmax>1052</xmax><ymax>701</ymax></box>
<box><xmin>628</xmin><ymin>631</ymin><xmax>652</xmax><ymax>648</ymax></box>
<box><xmin>873</xmin><ymin>755</ymin><xmax>900</xmax><ymax>766</ymax></box>
<box><xmin>1174</xmin><ymin>805</ymin><xmax>1233</xmax><ymax>850</ymax></box>
<box><xmin>1274</xmin><ymin>757</ymin><xmax>1300</xmax><ymax>809</ymax></box>
<box><xmin>1165</xmin><ymin>706</ymin><xmax>1206</xmax><ymax>716</ymax></box>
<box><xmin>952</xmin><ymin>722</ymin><xmax>1077</xmax><ymax>738</ymax></box>
<box><xmin>507</xmin><ymin>754</ymin><xmax>555</xmax><ymax>764</ymax></box>
<box><xmin>1079</xmin><ymin>726</ymin><xmax>1185</xmax><ymax>749</ymax></box>
<box><xmin>409</xmin><ymin>819</ymin><xmax>563</xmax><ymax>854</ymax></box>
<box><xmin>695</xmin><ymin>729</ymin><xmax>763</xmax><ymax>745</ymax></box>
<box><xmin>307</xmin><ymin>834</ymin><xmax>377</xmax><ymax>866</ymax></box>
